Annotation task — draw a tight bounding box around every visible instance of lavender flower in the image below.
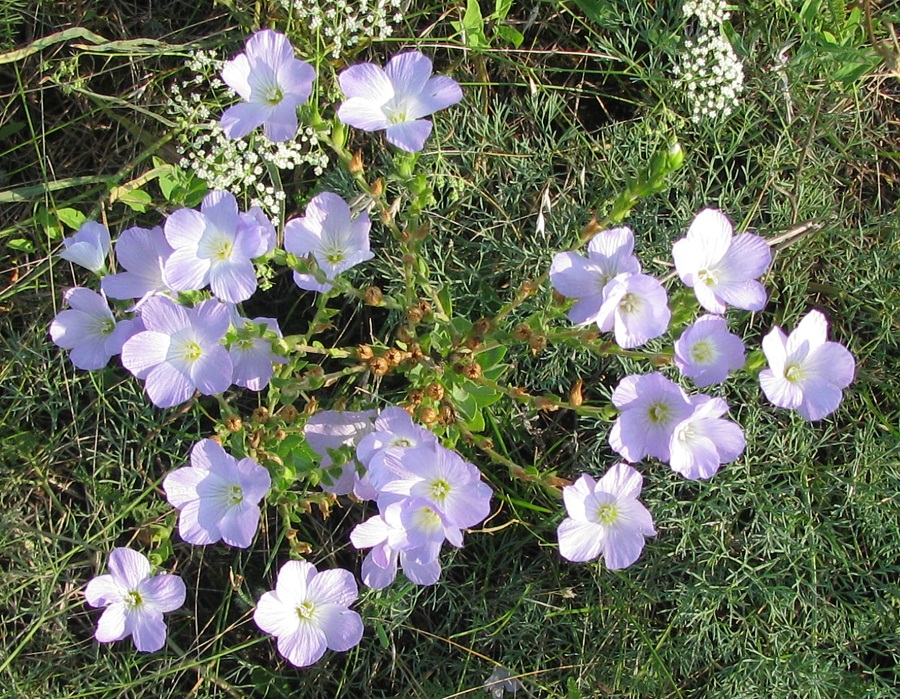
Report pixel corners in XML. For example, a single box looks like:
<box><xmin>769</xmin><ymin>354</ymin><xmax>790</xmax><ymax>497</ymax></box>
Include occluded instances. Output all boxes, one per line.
<box><xmin>84</xmin><ymin>547</ymin><xmax>185</xmax><ymax>652</ymax></box>
<box><xmin>557</xmin><ymin>465</ymin><xmax>656</xmax><ymax>568</ymax></box>
<box><xmin>338</xmin><ymin>50</ymin><xmax>463</xmax><ymax>152</ymax></box>
<box><xmin>164</xmin><ymin>191</ymin><xmax>275</xmax><ymax>303</ymax></box>
<box><xmin>254</xmin><ymin>560</ymin><xmax>364</xmax><ymax>667</ymax></box>
<box><xmin>101</xmin><ymin>226</ymin><xmax>173</xmax><ymax>302</ymax></box>
<box><xmin>549</xmin><ymin>226</ymin><xmax>642</xmax><ymax>326</ymax></box>
<box><xmin>669</xmin><ymin>396</ymin><xmax>745</xmax><ymax>479</ymax></box>
<box><xmin>60</xmin><ymin>221</ymin><xmax>110</xmax><ymax>273</ymax></box>
<box><xmin>220</xmin><ymin>29</ymin><xmax>316</xmax><ymax>142</ymax></box>
<box><xmin>163</xmin><ymin>439</ymin><xmax>271</xmax><ymax>548</ymax></box>
<box><xmin>121</xmin><ymin>297</ymin><xmax>233</xmax><ymax>408</ymax></box>
<box><xmin>49</xmin><ymin>288</ymin><xmax>143</xmax><ymax>370</ymax></box>
<box><xmin>759</xmin><ymin>309</ymin><xmax>856</xmax><ymax>420</ymax></box>
<box><xmin>609</xmin><ymin>372</ymin><xmax>693</xmax><ymax>463</ymax></box>
<box><xmin>305</xmin><ymin>409</ymin><xmax>378</xmax><ymax>495</ymax></box>
<box><xmin>283</xmin><ymin>192</ymin><xmax>373</xmax><ymax>292</ymax></box>
<box><xmin>673</xmin><ymin>208</ymin><xmax>771</xmax><ymax>314</ymax></box>
<box><xmin>674</xmin><ymin>314</ymin><xmax>745</xmax><ymax>386</ymax></box>
<box><xmin>228</xmin><ymin>315</ymin><xmax>286</xmax><ymax>391</ymax></box>
<box><xmin>595</xmin><ymin>273</ymin><xmax>671</xmax><ymax>348</ymax></box>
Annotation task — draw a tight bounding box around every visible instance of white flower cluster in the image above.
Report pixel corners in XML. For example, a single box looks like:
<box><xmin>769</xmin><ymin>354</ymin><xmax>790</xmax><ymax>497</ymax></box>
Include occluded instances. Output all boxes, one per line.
<box><xmin>682</xmin><ymin>0</ymin><xmax>730</xmax><ymax>28</ymax></box>
<box><xmin>279</xmin><ymin>0</ymin><xmax>404</xmax><ymax>59</ymax></box>
<box><xmin>674</xmin><ymin>4</ymin><xmax>744</xmax><ymax>123</ymax></box>
<box><xmin>166</xmin><ymin>50</ymin><xmax>330</xmax><ymax>217</ymax></box>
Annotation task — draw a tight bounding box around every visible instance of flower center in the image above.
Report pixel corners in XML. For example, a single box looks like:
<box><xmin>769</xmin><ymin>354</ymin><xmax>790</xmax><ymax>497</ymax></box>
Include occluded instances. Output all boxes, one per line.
<box><xmin>228</xmin><ymin>484</ymin><xmax>244</xmax><ymax>505</ymax></box>
<box><xmin>689</xmin><ymin>339</ymin><xmax>716</xmax><ymax>365</ymax></box>
<box><xmin>619</xmin><ymin>292</ymin><xmax>640</xmax><ymax>314</ymax></box>
<box><xmin>698</xmin><ymin>268</ymin><xmax>718</xmax><ymax>286</ymax></box>
<box><xmin>214</xmin><ymin>239</ymin><xmax>234</xmax><ymax>261</ymax></box>
<box><xmin>296</xmin><ymin>601</ymin><xmax>316</xmax><ymax>620</ymax></box>
<box><xmin>647</xmin><ymin>402</ymin><xmax>670</xmax><ymax>424</ymax></box>
<box><xmin>182</xmin><ymin>341</ymin><xmax>203</xmax><ymax>362</ymax></box>
<box><xmin>785</xmin><ymin>363</ymin><xmax>804</xmax><ymax>383</ymax></box>
<box><xmin>428</xmin><ymin>478</ymin><xmax>451</xmax><ymax>502</ymax></box>
<box><xmin>391</xmin><ymin>437</ymin><xmax>414</xmax><ymax>448</ymax></box>
<box><xmin>125</xmin><ymin>590</ymin><xmax>143</xmax><ymax>609</ymax></box>
<box><xmin>595</xmin><ymin>503</ymin><xmax>619</xmax><ymax>525</ymax></box>
<box><xmin>413</xmin><ymin>505</ymin><xmax>443</xmax><ymax>533</ymax></box>
<box><xmin>324</xmin><ymin>249</ymin><xmax>346</xmax><ymax>264</ymax></box>
<box><xmin>263</xmin><ymin>85</ymin><xmax>284</xmax><ymax>106</ymax></box>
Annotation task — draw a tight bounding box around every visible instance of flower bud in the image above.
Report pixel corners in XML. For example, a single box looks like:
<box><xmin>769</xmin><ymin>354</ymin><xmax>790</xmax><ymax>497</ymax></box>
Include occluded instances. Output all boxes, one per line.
<box><xmin>277</xmin><ymin>405</ymin><xmax>299</xmax><ymax>423</ymax></box>
<box><xmin>252</xmin><ymin>407</ymin><xmax>271</xmax><ymax>424</ymax></box>
<box><xmin>349</xmin><ymin>150</ymin><xmax>364</xmax><ymax>174</ymax></box>
<box><xmin>370</xmin><ymin>177</ymin><xmax>384</xmax><ymax>197</ymax></box>
<box><xmin>513</xmin><ymin>323</ymin><xmax>532</xmax><ymax>341</ymax></box>
<box><xmin>407</xmin><ymin>388</ymin><xmax>424</xmax><ymax>405</ymax></box>
<box><xmin>425</xmin><ymin>382</ymin><xmax>444</xmax><ymax>401</ymax></box>
<box><xmin>418</xmin><ymin>406</ymin><xmax>439</xmax><ymax>424</ymax></box>
<box><xmin>370</xmin><ymin>356</ymin><xmax>390</xmax><ymax>376</ymax></box>
<box><xmin>569</xmin><ymin>379</ymin><xmax>584</xmax><ymax>407</ymax></box>
<box><xmin>529</xmin><ymin>334</ymin><xmax>548</xmax><ymax>354</ymax></box>
<box><xmin>407</xmin><ymin>306</ymin><xmax>424</xmax><ymax>323</ymax></box>
<box><xmin>463</xmin><ymin>362</ymin><xmax>483</xmax><ymax>380</ymax></box>
<box><xmin>356</xmin><ymin>344</ymin><xmax>375</xmax><ymax>361</ymax></box>
<box><xmin>473</xmin><ymin>317</ymin><xmax>491</xmax><ymax>335</ymax></box>
<box><xmin>225</xmin><ymin>416</ymin><xmax>243</xmax><ymax>432</ymax></box>
<box><xmin>439</xmin><ymin>405</ymin><xmax>456</xmax><ymax>425</ymax></box>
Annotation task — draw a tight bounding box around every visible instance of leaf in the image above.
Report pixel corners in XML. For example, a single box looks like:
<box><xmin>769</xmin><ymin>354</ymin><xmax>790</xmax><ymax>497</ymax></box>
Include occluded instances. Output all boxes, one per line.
<box><xmin>55</xmin><ymin>207</ymin><xmax>86</xmax><ymax>231</ymax></box>
<box><xmin>461</xmin><ymin>0</ymin><xmax>489</xmax><ymax>48</ymax></box>
<box><xmin>495</xmin><ymin>24</ymin><xmax>524</xmax><ymax>48</ymax></box>
<box><xmin>7</xmin><ymin>238</ymin><xmax>34</xmax><ymax>252</ymax></box>
<box><xmin>493</xmin><ymin>0</ymin><xmax>513</xmax><ymax>20</ymax></box>
<box><xmin>115</xmin><ymin>187</ymin><xmax>153</xmax><ymax>212</ymax></box>
<box><xmin>476</xmin><ymin>345</ymin><xmax>507</xmax><ymax>370</ymax></box>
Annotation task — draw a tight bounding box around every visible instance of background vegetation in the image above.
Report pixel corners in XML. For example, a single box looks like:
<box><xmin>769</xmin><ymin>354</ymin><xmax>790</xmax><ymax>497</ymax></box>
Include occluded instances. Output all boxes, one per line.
<box><xmin>2</xmin><ymin>0</ymin><xmax>899</xmax><ymax>697</ymax></box>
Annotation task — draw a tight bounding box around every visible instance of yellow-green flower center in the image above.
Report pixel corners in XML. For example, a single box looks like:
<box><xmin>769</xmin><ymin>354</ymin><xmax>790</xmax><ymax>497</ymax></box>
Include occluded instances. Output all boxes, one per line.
<box><xmin>228</xmin><ymin>485</ymin><xmax>244</xmax><ymax>505</ymax></box>
<box><xmin>264</xmin><ymin>85</ymin><xmax>284</xmax><ymax>106</ymax></box>
<box><xmin>785</xmin><ymin>363</ymin><xmax>804</xmax><ymax>383</ymax></box>
<box><xmin>698</xmin><ymin>269</ymin><xmax>718</xmax><ymax>286</ymax></box>
<box><xmin>595</xmin><ymin>503</ymin><xmax>619</xmax><ymax>525</ymax></box>
<box><xmin>183</xmin><ymin>341</ymin><xmax>203</xmax><ymax>361</ymax></box>
<box><xmin>619</xmin><ymin>292</ymin><xmax>639</xmax><ymax>314</ymax></box>
<box><xmin>214</xmin><ymin>239</ymin><xmax>234</xmax><ymax>261</ymax></box>
<box><xmin>689</xmin><ymin>339</ymin><xmax>716</xmax><ymax>365</ymax></box>
<box><xmin>428</xmin><ymin>478</ymin><xmax>451</xmax><ymax>502</ymax></box>
<box><xmin>125</xmin><ymin>590</ymin><xmax>143</xmax><ymax>609</ymax></box>
<box><xmin>296</xmin><ymin>601</ymin><xmax>315</xmax><ymax>620</ymax></box>
<box><xmin>324</xmin><ymin>250</ymin><xmax>345</xmax><ymax>264</ymax></box>
<box><xmin>648</xmin><ymin>402</ymin><xmax>670</xmax><ymax>424</ymax></box>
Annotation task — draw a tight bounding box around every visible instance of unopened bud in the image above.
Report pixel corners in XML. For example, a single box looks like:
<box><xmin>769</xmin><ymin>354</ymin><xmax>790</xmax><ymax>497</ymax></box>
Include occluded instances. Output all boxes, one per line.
<box><xmin>465</xmin><ymin>335</ymin><xmax>482</xmax><ymax>350</ymax></box>
<box><xmin>356</xmin><ymin>344</ymin><xmax>375</xmax><ymax>361</ymax></box>
<box><xmin>407</xmin><ymin>306</ymin><xmax>423</xmax><ymax>323</ymax></box>
<box><xmin>225</xmin><ymin>416</ymin><xmax>243</xmax><ymax>432</ymax></box>
<box><xmin>349</xmin><ymin>150</ymin><xmax>364</xmax><ymax>174</ymax></box>
<box><xmin>569</xmin><ymin>379</ymin><xmax>584</xmax><ymax>407</ymax></box>
<box><xmin>363</xmin><ymin>285</ymin><xmax>383</xmax><ymax>306</ymax></box>
<box><xmin>425</xmin><ymin>382</ymin><xmax>444</xmax><ymax>401</ymax></box>
<box><xmin>439</xmin><ymin>405</ymin><xmax>456</xmax><ymax>425</ymax></box>
<box><xmin>274</xmin><ymin>428</ymin><xmax>287</xmax><ymax>441</ymax></box>
<box><xmin>518</xmin><ymin>279</ymin><xmax>536</xmax><ymax>298</ymax></box>
<box><xmin>385</xmin><ymin>348</ymin><xmax>405</xmax><ymax>366</ymax></box>
<box><xmin>409</xmin><ymin>344</ymin><xmax>425</xmax><ymax>362</ymax></box>
<box><xmin>370</xmin><ymin>177</ymin><xmax>383</xmax><ymax>197</ymax></box>
<box><xmin>418</xmin><ymin>299</ymin><xmax>431</xmax><ymax>317</ymax></box>
<box><xmin>473</xmin><ymin>317</ymin><xmax>491</xmax><ymax>335</ymax></box>
<box><xmin>407</xmin><ymin>388</ymin><xmax>424</xmax><ymax>405</ymax></box>
<box><xmin>251</xmin><ymin>407</ymin><xmax>270</xmax><ymax>424</ymax></box>
<box><xmin>277</xmin><ymin>405</ymin><xmax>299</xmax><ymax>423</ymax></box>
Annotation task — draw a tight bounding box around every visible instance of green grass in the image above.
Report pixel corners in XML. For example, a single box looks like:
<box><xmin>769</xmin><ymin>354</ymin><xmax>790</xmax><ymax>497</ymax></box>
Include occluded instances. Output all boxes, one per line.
<box><xmin>2</xmin><ymin>0</ymin><xmax>900</xmax><ymax>696</ymax></box>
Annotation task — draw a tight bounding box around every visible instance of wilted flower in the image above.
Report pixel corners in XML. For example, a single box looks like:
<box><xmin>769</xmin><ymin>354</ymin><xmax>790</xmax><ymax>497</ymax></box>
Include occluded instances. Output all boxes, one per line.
<box><xmin>254</xmin><ymin>560</ymin><xmax>364</xmax><ymax>667</ymax></box>
<box><xmin>163</xmin><ymin>439</ymin><xmax>271</xmax><ymax>548</ymax></box>
<box><xmin>557</xmin><ymin>465</ymin><xmax>656</xmax><ymax>568</ymax></box>
<box><xmin>672</xmin><ymin>208</ymin><xmax>771</xmax><ymax>314</ymax></box>
<box><xmin>84</xmin><ymin>547</ymin><xmax>185</xmax><ymax>652</ymax></box>
<box><xmin>338</xmin><ymin>50</ymin><xmax>462</xmax><ymax>152</ymax></box>
<box><xmin>49</xmin><ymin>288</ymin><xmax>143</xmax><ymax>370</ymax></box>
<box><xmin>220</xmin><ymin>29</ymin><xmax>316</xmax><ymax>142</ymax></box>
<box><xmin>759</xmin><ymin>309</ymin><xmax>855</xmax><ymax>420</ymax></box>
<box><xmin>283</xmin><ymin>191</ymin><xmax>373</xmax><ymax>292</ymax></box>
<box><xmin>60</xmin><ymin>221</ymin><xmax>110</xmax><ymax>273</ymax></box>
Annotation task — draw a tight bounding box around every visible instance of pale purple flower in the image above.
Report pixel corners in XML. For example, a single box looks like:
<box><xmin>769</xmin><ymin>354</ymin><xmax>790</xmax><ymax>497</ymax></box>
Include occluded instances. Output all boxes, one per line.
<box><xmin>102</xmin><ymin>226</ymin><xmax>173</xmax><ymax>302</ymax></box>
<box><xmin>351</xmin><ymin>504</ymin><xmax>442</xmax><ymax>589</ymax></box>
<box><xmin>60</xmin><ymin>221</ymin><xmax>110</xmax><ymax>273</ymax></box>
<box><xmin>337</xmin><ymin>50</ymin><xmax>463</xmax><ymax>152</ymax></box>
<box><xmin>669</xmin><ymin>396</ymin><xmax>745</xmax><ymax>479</ymax></box>
<box><xmin>49</xmin><ymin>288</ymin><xmax>143</xmax><ymax>370</ymax></box>
<box><xmin>253</xmin><ymin>560</ymin><xmax>364</xmax><ymax>667</ymax></box>
<box><xmin>759</xmin><ymin>309</ymin><xmax>856</xmax><ymax>420</ymax></box>
<box><xmin>672</xmin><ymin>208</ymin><xmax>772</xmax><ymax>314</ymax></box>
<box><xmin>595</xmin><ymin>273</ymin><xmax>671</xmax><ymax>348</ymax></box>
<box><xmin>283</xmin><ymin>192</ymin><xmax>373</xmax><ymax>292</ymax></box>
<box><xmin>305</xmin><ymin>409</ymin><xmax>378</xmax><ymax>495</ymax></box>
<box><xmin>220</xmin><ymin>29</ymin><xmax>316</xmax><ymax>142</ymax></box>
<box><xmin>376</xmin><ymin>444</ymin><xmax>493</xmax><ymax>530</ymax></box>
<box><xmin>228</xmin><ymin>315</ymin><xmax>286</xmax><ymax>391</ymax></box>
<box><xmin>557</xmin><ymin>465</ymin><xmax>656</xmax><ymax>568</ymax></box>
<box><xmin>550</xmin><ymin>227</ymin><xmax>642</xmax><ymax>326</ymax></box>
<box><xmin>121</xmin><ymin>297</ymin><xmax>233</xmax><ymax>408</ymax></box>
<box><xmin>163</xmin><ymin>439</ymin><xmax>271</xmax><ymax>548</ymax></box>
<box><xmin>84</xmin><ymin>547</ymin><xmax>185</xmax><ymax>652</ymax></box>
<box><xmin>164</xmin><ymin>191</ymin><xmax>276</xmax><ymax>303</ymax></box>
<box><xmin>674</xmin><ymin>314</ymin><xmax>746</xmax><ymax>386</ymax></box>
<box><xmin>609</xmin><ymin>372</ymin><xmax>693</xmax><ymax>463</ymax></box>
